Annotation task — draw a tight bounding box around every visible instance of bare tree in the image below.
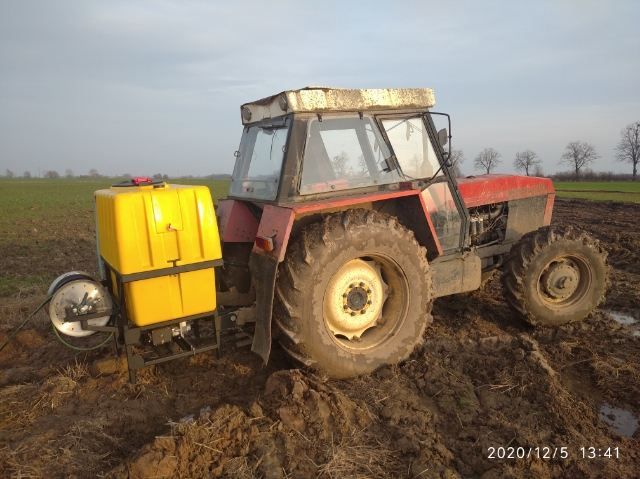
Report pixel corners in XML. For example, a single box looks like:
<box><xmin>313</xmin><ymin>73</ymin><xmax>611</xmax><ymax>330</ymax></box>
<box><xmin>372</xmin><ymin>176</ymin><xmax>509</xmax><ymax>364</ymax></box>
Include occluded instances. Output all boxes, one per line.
<box><xmin>330</xmin><ymin>152</ymin><xmax>352</xmax><ymax>176</ymax></box>
<box><xmin>474</xmin><ymin>148</ymin><xmax>502</xmax><ymax>174</ymax></box>
<box><xmin>23</xmin><ymin>171</ymin><xmax>31</xmax><ymax>178</ymax></box>
<box><xmin>449</xmin><ymin>149</ymin><xmax>465</xmax><ymax>177</ymax></box>
<box><xmin>513</xmin><ymin>150</ymin><xmax>541</xmax><ymax>176</ymax></box>
<box><xmin>616</xmin><ymin>121</ymin><xmax>640</xmax><ymax>181</ymax></box>
<box><xmin>4</xmin><ymin>169</ymin><xmax>14</xmax><ymax>178</ymax></box>
<box><xmin>560</xmin><ymin>141</ymin><xmax>598</xmax><ymax>179</ymax></box>
<box><xmin>44</xmin><ymin>170</ymin><xmax>60</xmax><ymax>178</ymax></box>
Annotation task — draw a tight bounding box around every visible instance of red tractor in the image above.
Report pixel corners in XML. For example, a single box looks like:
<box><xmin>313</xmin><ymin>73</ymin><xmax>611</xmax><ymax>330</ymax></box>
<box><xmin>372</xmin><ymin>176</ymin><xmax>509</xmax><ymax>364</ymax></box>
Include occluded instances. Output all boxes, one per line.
<box><xmin>42</xmin><ymin>87</ymin><xmax>609</xmax><ymax>382</ymax></box>
<box><xmin>216</xmin><ymin>87</ymin><xmax>608</xmax><ymax>378</ymax></box>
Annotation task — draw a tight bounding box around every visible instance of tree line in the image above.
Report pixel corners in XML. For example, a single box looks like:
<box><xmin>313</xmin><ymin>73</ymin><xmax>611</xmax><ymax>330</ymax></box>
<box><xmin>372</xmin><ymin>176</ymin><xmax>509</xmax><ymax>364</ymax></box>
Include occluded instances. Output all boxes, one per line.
<box><xmin>465</xmin><ymin>121</ymin><xmax>640</xmax><ymax>180</ymax></box>
<box><xmin>3</xmin><ymin>121</ymin><xmax>639</xmax><ymax>181</ymax></box>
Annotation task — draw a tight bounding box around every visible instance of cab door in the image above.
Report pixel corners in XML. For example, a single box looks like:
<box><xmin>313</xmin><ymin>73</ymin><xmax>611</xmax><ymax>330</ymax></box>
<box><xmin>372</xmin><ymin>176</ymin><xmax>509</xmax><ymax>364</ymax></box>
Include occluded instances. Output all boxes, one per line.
<box><xmin>379</xmin><ymin>115</ymin><xmax>467</xmax><ymax>253</ymax></box>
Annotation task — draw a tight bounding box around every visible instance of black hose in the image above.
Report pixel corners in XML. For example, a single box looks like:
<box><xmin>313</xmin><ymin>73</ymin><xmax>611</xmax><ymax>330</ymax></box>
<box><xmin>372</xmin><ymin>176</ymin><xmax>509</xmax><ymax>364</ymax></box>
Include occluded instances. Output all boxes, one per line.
<box><xmin>0</xmin><ymin>294</ymin><xmax>114</xmax><ymax>353</ymax></box>
<box><xmin>0</xmin><ymin>294</ymin><xmax>53</xmax><ymax>353</ymax></box>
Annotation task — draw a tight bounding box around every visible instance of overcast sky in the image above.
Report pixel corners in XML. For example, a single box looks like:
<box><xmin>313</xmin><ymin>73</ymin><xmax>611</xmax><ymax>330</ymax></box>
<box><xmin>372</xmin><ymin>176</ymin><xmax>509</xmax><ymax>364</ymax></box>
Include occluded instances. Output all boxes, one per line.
<box><xmin>1</xmin><ymin>0</ymin><xmax>639</xmax><ymax>177</ymax></box>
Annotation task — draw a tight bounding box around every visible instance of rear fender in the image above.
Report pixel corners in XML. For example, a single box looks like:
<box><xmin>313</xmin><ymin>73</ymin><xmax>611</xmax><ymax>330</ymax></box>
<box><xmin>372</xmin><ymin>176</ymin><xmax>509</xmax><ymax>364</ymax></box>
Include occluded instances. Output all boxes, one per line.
<box><xmin>248</xmin><ymin>192</ymin><xmax>442</xmax><ymax>363</ymax></box>
<box><xmin>249</xmin><ymin>205</ymin><xmax>295</xmax><ymax>362</ymax></box>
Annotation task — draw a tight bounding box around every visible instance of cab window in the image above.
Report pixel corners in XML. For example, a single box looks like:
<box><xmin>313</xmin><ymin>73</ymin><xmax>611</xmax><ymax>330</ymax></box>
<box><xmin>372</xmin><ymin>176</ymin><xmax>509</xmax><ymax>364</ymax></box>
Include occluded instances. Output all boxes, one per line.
<box><xmin>381</xmin><ymin>117</ymin><xmax>442</xmax><ymax>180</ymax></box>
<box><xmin>299</xmin><ymin>116</ymin><xmax>402</xmax><ymax>195</ymax></box>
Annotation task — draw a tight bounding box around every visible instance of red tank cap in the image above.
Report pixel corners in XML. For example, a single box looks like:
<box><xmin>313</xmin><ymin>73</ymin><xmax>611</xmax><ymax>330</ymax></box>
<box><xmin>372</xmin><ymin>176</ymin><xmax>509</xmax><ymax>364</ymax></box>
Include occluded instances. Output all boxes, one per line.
<box><xmin>132</xmin><ymin>176</ymin><xmax>153</xmax><ymax>185</ymax></box>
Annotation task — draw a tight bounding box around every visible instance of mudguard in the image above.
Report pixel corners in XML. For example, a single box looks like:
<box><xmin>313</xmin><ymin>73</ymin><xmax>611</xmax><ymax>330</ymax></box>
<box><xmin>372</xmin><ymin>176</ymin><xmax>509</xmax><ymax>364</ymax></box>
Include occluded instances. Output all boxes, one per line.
<box><xmin>249</xmin><ymin>252</ymin><xmax>278</xmax><ymax>363</ymax></box>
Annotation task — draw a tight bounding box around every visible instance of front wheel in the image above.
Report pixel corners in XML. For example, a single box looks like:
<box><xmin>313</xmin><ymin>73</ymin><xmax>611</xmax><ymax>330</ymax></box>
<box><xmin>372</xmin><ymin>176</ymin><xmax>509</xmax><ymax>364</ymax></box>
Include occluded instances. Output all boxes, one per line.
<box><xmin>502</xmin><ymin>226</ymin><xmax>608</xmax><ymax>326</ymax></box>
<box><xmin>273</xmin><ymin>209</ymin><xmax>433</xmax><ymax>378</ymax></box>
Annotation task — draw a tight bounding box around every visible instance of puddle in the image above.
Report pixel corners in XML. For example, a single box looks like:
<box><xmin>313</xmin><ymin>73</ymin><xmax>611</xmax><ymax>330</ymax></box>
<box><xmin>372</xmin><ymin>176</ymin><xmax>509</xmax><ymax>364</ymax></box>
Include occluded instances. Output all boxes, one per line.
<box><xmin>599</xmin><ymin>403</ymin><xmax>639</xmax><ymax>437</ymax></box>
<box><xmin>607</xmin><ymin>310</ymin><xmax>638</xmax><ymax>326</ymax></box>
<box><xmin>605</xmin><ymin>310</ymin><xmax>640</xmax><ymax>338</ymax></box>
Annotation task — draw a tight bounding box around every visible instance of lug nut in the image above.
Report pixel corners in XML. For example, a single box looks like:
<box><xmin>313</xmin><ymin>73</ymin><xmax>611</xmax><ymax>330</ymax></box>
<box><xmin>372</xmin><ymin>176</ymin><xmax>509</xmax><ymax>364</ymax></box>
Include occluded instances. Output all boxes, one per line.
<box><xmin>360</xmin><ymin>310</ymin><xmax>366</xmax><ymax>314</ymax></box>
<box><xmin>367</xmin><ymin>300</ymin><xmax>372</xmax><ymax>305</ymax></box>
<box><xmin>359</xmin><ymin>282</ymin><xmax>365</xmax><ymax>287</ymax></box>
<box><xmin>343</xmin><ymin>305</ymin><xmax>348</xmax><ymax>310</ymax></box>
<box><xmin>366</xmin><ymin>289</ymin><xmax>372</xmax><ymax>294</ymax></box>
<box><xmin>350</xmin><ymin>312</ymin><xmax>356</xmax><ymax>316</ymax></box>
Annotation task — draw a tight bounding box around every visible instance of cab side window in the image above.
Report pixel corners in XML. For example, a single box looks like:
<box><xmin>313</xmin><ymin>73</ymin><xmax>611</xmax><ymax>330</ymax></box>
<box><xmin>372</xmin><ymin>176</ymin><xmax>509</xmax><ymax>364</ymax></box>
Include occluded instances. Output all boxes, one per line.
<box><xmin>381</xmin><ymin>117</ymin><xmax>442</xmax><ymax>180</ymax></box>
<box><xmin>300</xmin><ymin>116</ymin><xmax>400</xmax><ymax>195</ymax></box>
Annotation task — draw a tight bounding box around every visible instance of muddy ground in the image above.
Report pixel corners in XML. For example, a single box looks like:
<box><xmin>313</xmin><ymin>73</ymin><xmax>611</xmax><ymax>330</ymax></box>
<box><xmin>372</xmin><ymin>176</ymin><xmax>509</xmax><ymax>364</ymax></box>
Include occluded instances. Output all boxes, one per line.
<box><xmin>1</xmin><ymin>199</ymin><xmax>639</xmax><ymax>478</ymax></box>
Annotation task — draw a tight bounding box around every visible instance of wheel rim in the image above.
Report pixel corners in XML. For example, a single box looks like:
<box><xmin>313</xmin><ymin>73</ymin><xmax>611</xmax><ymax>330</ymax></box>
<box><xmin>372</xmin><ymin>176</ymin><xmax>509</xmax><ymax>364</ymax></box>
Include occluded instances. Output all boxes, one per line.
<box><xmin>323</xmin><ymin>255</ymin><xmax>409</xmax><ymax>351</ymax></box>
<box><xmin>536</xmin><ymin>255</ymin><xmax>592</xmax><ymax>309</ymax></box>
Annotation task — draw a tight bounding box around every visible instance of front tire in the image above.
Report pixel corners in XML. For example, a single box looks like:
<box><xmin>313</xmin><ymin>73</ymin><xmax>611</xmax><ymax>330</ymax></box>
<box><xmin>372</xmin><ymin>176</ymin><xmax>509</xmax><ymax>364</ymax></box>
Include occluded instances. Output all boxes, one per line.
<box><xmin>502</xmin><ymin>226</ymin><xmax>608</xmax><ymax>326</ymax></box>
<box><xmin>274</xmin><ymin>209</ymin><xmax>433</xmax><ymax>378</ymax></box>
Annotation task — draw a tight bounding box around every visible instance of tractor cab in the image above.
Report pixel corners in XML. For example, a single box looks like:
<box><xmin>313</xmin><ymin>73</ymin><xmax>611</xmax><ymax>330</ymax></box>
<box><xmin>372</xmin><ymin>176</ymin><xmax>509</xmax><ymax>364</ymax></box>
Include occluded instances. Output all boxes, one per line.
<box><xmin>228</xmin><ymin>87</ymin><xmax>465</xmax><ymax>252</ymax></box>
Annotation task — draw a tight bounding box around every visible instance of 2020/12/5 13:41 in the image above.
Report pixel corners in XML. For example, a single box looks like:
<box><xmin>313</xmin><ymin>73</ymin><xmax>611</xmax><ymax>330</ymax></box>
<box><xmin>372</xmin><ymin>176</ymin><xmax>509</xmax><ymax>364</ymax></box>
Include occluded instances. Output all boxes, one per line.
<box><xmin>487</xmin><ymin>446</ymin><xmax>621</xmax><ymax>460</ymax></box>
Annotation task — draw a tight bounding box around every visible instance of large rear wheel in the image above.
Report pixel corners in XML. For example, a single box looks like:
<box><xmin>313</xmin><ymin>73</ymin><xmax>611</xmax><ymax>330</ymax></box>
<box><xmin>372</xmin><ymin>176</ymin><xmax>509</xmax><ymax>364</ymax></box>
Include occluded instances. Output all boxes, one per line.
<box><xmin>274</xmin><ymin>209</ymin><xmax>433</xmax><ymax>378</ymax></box>
<box><xmin>502</xmin><ymin>226</ymin><xmax>608</xmax><ymax>326</ymax></box>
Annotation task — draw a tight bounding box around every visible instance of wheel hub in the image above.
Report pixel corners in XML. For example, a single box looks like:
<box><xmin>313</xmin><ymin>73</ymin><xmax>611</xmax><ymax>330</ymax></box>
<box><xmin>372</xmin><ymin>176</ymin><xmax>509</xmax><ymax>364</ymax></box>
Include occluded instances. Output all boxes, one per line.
<box><xmin>323</xmin><ymin>259</ymin><xmax>387</xmax><ymax>340</ymax></box>
<box><xmin>542</xmin><ymin>262</ymin><xmax>580</xmax><ymax>301</ymax></box>
<box><xmin>346</xmin><ymin>286</ymin><xmax>369</xmax><ymax>311</ymax></box>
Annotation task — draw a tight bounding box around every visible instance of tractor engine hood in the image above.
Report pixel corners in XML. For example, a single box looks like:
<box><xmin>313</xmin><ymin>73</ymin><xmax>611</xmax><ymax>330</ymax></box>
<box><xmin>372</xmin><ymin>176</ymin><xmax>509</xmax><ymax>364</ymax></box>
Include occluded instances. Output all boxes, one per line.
<box><xmin>456</xmin><ymin>174</ymin><xmax>555</xmax><ymax>208</ymax></box>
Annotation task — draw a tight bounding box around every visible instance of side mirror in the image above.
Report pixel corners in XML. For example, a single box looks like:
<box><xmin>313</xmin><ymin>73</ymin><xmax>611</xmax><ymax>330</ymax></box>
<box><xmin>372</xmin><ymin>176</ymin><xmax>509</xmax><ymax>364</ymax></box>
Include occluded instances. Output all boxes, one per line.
<box><xmin>437</xmin><ymin>128</ymin><xmax>448</xmax><ymax>147</ymax></box>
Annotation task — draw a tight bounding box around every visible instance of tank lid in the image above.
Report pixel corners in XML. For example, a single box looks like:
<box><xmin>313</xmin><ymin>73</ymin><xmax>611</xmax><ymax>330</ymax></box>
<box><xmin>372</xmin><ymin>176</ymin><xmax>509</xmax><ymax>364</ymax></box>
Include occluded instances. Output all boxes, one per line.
<box><xmin>112</xmin><ymin>177</ymin><xmax>166</xmax><ymax>188</ymax></box>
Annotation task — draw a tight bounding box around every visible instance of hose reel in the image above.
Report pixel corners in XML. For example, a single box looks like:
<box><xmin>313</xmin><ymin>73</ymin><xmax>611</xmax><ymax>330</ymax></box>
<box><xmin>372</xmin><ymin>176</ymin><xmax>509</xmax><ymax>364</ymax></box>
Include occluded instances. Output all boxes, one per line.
<box><xmin>47</xmin><ymin>271</ymin><xmax>115</xmax><ymax>349</ymax></box>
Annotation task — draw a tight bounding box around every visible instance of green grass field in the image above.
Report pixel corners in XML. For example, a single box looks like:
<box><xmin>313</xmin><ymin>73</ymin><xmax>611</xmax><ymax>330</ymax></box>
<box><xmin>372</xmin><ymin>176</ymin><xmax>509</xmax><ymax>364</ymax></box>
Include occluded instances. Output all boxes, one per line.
<box><xmin>553</xmin><ymin>181</ymin><xmax>640</xmax><ymax>203</ymax></box>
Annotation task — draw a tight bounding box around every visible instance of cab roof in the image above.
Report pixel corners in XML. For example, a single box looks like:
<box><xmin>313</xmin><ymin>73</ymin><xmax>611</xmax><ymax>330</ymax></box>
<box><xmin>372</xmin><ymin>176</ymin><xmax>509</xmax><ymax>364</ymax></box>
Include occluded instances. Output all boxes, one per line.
<box><xmin>240</xmin><ymin>87</ymin><xmax>436</xmax><ymax>125</ymax></box>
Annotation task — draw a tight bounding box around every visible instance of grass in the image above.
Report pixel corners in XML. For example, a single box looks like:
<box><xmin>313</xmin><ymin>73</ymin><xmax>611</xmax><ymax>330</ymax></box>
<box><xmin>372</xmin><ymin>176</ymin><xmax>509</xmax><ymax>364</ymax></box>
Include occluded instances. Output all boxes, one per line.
<box><xmin>553</xmin><ymin>181</ymin><xmax>640</xmax><ymax>203</ymax></box>
<box><xmin>0</xmin><ymin>177</ymin><xmax>229</xmax><ymax>226</ymax></box>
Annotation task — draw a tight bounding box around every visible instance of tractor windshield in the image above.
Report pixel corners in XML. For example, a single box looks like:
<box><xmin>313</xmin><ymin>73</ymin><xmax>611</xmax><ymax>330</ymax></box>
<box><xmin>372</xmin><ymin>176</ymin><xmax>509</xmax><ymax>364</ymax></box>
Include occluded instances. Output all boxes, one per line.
<box><xmin>230</xmin><ymin>122</ymin><xmax>289</xmax><ymax>200</ymax></box>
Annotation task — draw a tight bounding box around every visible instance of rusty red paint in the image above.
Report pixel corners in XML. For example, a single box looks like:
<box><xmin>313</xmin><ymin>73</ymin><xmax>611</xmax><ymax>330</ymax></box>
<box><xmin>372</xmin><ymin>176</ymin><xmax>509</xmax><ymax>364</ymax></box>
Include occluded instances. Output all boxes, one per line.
<box><xmin>457</xmin><ymin>174</ymin><xmax>554</xmax><ymax>208</ymax></box>
<box><xmin>291</xmin><ymin>189</ymin><xmax>418</xmax><ymax>214</ymax></box>
<box><xmin>217</xmin><ymin>199</ymin><xmax>259</xmax><ymax>242</ymax></box>
<box><xmin>292</xmin><ymin>189</ymin><xmax>443</xmax><ymax>256</ymax></box>
<box><xmin>253</xmin><ymin>205</ymin><xmax>295</xmax><ymax>262</ymax></box>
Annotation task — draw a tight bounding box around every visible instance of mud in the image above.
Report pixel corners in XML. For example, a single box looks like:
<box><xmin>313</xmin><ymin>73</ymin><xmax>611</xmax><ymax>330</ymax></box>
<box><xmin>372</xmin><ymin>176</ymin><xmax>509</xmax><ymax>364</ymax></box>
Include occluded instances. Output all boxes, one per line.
<box><xmin>1</xmin><ymin>198</ymin><xmax>639</xmax><ymax>478</ymax></box>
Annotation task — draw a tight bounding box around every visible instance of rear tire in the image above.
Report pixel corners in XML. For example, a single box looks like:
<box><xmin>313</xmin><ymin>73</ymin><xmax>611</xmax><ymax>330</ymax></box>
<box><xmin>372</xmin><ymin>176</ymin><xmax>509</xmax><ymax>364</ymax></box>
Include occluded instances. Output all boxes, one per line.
<box><xmin>274</xmin><ymin>209</ymin><xmax>433</xmax><ymax>378</ymax></box>
<box><xmin>502</xmin><ymin>226</ymin><xmax>608</xmax><ymax>326</ymax></box>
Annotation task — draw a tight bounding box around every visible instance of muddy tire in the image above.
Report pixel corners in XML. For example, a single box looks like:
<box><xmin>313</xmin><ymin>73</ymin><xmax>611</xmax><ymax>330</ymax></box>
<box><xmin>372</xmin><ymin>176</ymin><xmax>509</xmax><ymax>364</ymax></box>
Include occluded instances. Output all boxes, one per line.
<box><xmin>274</xmin><ymin>209</ymin><xmax>433</xmax><ymax>378</ymax></box>
<box><xmin>502</xmin><ymin>226</ymin><xmax>608</xmax><ymax>326</ymax></box>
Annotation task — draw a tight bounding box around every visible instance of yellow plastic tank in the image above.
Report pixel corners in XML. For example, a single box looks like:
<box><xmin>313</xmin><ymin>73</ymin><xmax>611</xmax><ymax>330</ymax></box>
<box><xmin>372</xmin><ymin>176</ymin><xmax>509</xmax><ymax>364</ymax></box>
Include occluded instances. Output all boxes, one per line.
<box><xmin>95</xmin><ymin>181</ymin><xmax>221</xmax><ymax>326</ymax></box>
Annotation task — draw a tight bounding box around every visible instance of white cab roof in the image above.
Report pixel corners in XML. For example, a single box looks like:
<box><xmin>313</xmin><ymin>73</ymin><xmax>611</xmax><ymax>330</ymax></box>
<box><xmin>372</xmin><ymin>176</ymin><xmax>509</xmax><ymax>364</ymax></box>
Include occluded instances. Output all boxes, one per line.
<box><xmin>240</xmin><ymin>87</ymin><xmax>436</xmax><ymax>124</ymax></box>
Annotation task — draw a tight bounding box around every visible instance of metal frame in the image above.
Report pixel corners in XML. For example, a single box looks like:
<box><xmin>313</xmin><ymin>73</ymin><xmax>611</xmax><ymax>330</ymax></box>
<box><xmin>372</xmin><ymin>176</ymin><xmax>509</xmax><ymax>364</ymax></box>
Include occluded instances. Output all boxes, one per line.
<box><xmin>74</xmin><ymin>258</ymin><xmax>224</xmax><ymax>383</ymax></box>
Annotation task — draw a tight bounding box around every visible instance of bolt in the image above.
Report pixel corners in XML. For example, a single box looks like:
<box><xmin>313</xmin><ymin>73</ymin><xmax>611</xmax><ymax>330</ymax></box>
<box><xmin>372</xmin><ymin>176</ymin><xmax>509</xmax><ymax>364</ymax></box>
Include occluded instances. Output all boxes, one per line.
<box><xmin>350</xmin><ymin>312</ymin><xmax>356</xmax><ymax>316</ymax></box>
<box><xmin>367</xmin><ymin>300</ymin><xmax>372</xmax><ymax>305</ymax></box>
<box><xmin>360</xmin><ymin>310</ymin><xmax>366</xmax><ymax>315</ymax></box>
<box><xmin>359</xmin><ymin>282</ymin><xmax>365</xmax><ymax>287</ymax></box>
<box><xmin>343</xmin><ymin>305</ymin><xmax>349</xmax><ymax>310</ymax></box>
<box><xmin>349</xmin><ymin>283</ymin><xmax>356</xmax><ymax>289</ymax></box>
<box><xmin>343</xmin><ymin>293</ymin><xmax>348</xmax><ymax>298</ymax></box>
<box><xmin>366</xmin><ymin>289</ymin><xmax>372</xmax><ymax>294</ymax></box>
